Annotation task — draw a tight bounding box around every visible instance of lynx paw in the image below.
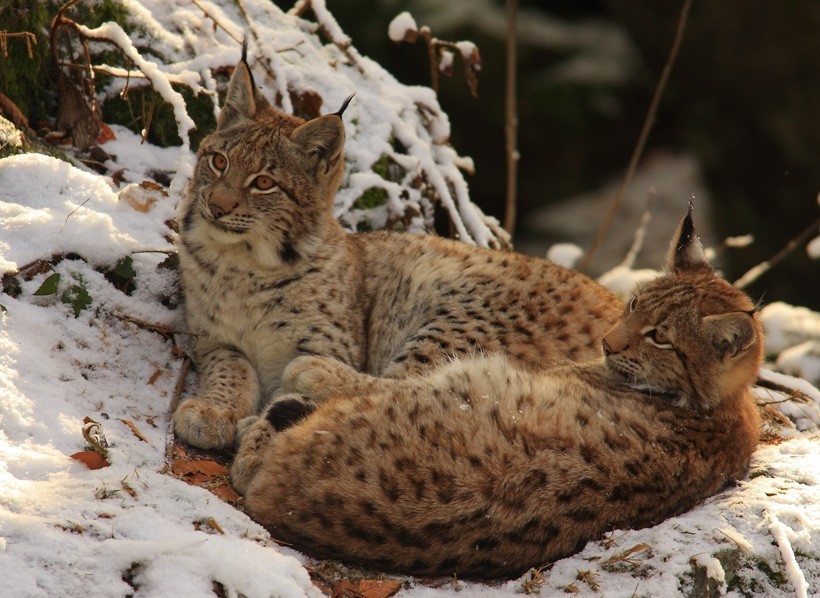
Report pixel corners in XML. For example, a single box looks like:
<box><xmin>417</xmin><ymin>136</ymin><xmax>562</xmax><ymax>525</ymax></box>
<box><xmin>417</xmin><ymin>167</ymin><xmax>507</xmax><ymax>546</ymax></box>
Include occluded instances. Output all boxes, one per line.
<box><xmin>231</xmin><ymin>416</ymin><xmax>277</xmax><ymax>495</ymax></box>
<box><xmin>282</xmin><ymin>355</ymin><xmax>362</xmax><ymax>400</ymax></box>
<box><xmin>173</xmin><ymin>400</ymin><xmax>237</xmax><ymax>449</ymax></box>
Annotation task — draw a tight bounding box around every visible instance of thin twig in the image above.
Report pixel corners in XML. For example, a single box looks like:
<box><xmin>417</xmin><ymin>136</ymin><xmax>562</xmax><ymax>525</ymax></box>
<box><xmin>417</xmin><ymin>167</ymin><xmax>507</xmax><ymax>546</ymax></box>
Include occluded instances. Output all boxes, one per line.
<box><xmin>0</xmin><ymin>32</ymin><xmax>37</xmax><ymax>58</ymax></box>
<box><xmin>191</xmin><ymin>0</ymin><xmax>243</xmax><ymax>44</ymax></box>
<box><xmin>60</xmin><ymin>197</ymin><xmax>92</xmax><ymax>232</ymax></box>
<box><xmin>164</xmin><ymin>355</ymin><xmax>191</xmax><ymax>467</ymax></box>
<box><xmin>114</xmin><ymin>313</ymin><xmax>186</xmax><ymax>336</ymax></box>
<box><xmin>734</xmin><ymin>214</ymin><xmax>820</xmax><ymax>289</ymax></box>
<box><xmin>619</xmin><ymin>191</ymin><xmax>656</xmax><ymax>268</ymax></box>
<box><xmin>503</xmin><ymin>0</ymin><xmax>518</xmax><ymax>237</ymax></box>
<box><xmin>580</xmin><ymin>0</ymin><xmax>693</xmax><ymax>272</ymax></box>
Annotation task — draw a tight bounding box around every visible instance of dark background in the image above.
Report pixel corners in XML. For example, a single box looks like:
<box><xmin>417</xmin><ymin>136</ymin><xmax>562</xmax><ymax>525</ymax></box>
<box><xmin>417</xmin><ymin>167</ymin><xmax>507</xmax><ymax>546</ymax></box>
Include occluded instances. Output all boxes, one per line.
<box><xmin>319</xmin><ymin>0</ymin><xmax>820</xmax><ymax>309</ymax></box>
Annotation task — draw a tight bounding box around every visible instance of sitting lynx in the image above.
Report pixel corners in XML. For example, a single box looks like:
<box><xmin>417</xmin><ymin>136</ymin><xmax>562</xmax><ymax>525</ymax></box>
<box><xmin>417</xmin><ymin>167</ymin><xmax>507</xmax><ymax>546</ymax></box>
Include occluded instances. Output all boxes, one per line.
<box><xmin>173</xmin><ymin>53</ymin><xmax>621</xmax><ymax>449</ymax></box>
<box><xmin>236</xmin><ymin>211</ymin><xmax>763</xmax><ymax>578</ymax></box>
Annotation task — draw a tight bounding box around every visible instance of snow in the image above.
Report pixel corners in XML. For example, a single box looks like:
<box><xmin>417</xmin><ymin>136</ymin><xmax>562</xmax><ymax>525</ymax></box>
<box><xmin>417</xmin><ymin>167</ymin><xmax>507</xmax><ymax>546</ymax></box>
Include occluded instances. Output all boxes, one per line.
<box><xmin>546</xmin><ymin>242</ymin><xmax>584</xmax><ymax>269</ymax></box>
<box><xmin>3</xmin><ymin>133</ymin><xmax>820</xmax><ymax>598</ymax></box>
<box><xmin>1</xmin><ymin>2</ymin><xmax>820</xmax><ymax>596</ymax></box>
<box><xmin>388</xmin><ymin>11</ymin><xmax>418</xmax><ymax>43</ymax></box>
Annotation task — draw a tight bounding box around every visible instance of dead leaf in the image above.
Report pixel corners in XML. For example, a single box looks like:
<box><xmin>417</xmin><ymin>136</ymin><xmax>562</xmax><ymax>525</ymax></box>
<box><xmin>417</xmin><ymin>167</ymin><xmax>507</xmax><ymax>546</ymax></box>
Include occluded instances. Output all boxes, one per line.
<box><xmin>121</xmin><ymin>480</ymin><xmax>137</xmax><ymax>498</ymax></box>
<box><xmin>71</xmin><ymin>450</ymin><xmax>110</xmax><ymax>469</ymax></box>
<box><xmin>120</xmin><ymin>418</ymin><xmax>148</xmax><ymax>443</ymax></box>
<box><xmin>193</xmin><ymin>517</ymin><xmax>225</xmax><ymax>535</ymax></box>
<box><xmin>331</xmin><ymin>579</ymin><xmax>402</xmax><ymax>598</ymax></box>
<box><xmin>605</xmin><ymin>543</ymin><xmax>651</xmax><ymax>564</ymax></box>
<box><xmin>118</xmin><ymin>181</ymin><xmax>168</xmax><ymax>213</ymax></box>
<box><xmin>0</xmin><ymin>91</ymin><xmax>30</xmax><ymax>131</ymax></box>
<box><xmin>96</xmin><ymin>122</ymin><xmax>116</xmax><ymax>144</ymax></box>
<box><xmin>148</xmin><ymin>369</ymin><xmax>162</xmax><ymax>385</ymax></box>
<box><xmin>171</xmin><ymin>448</ymin><xmax>242</xmax><ymax>505</ymax></box>
<box><xmin>357</xmin><ymin>580</ymin><xmax>403</xmax><ymax>598</ymax></box>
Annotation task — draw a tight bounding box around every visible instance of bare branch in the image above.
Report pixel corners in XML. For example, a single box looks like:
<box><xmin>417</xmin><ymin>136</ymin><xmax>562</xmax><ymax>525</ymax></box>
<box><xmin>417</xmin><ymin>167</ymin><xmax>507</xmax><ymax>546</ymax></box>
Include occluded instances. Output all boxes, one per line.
<box><xmin>580</xmin><ymin>0</ymin><xmax>693</xmax><ymax>272</ymax></box>
<box><xmin>503</xmin><ymin>0</ymin><xmax>519</xmax><ymax>236</ymax></box>
<box><xmin>734</xmin><ymin>214</ymin><xmax>820</xmax><ymax>289</ymax></box>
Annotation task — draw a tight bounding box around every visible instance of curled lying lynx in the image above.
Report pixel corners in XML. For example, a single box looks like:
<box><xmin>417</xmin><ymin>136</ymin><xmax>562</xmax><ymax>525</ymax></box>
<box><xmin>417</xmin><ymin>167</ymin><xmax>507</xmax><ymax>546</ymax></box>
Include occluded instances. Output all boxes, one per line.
<box><xmin>173</xmin><ymin>54</ymin><xmax>621</xmax><ymax>450</ymax></box>
<box><xmin>236</xmin><ymin>211</ymin><xmax>763</xmax><ymax>578</ymax></box>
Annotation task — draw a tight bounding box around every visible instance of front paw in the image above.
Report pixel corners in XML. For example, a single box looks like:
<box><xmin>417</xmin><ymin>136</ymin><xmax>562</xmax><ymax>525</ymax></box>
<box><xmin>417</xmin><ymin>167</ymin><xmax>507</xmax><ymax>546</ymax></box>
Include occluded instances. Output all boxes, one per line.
<box><xmin>173</xmin><ymin>400</ymin><xmax>237</xmax><ymax>449</ymax></box>
<box><xmin>282</xmin><ymin>355</ymin><xmax>357</xmax><ymax>400</ymax></box>
<box><xmin>231</xmin><ymin>416</ymin><xmax>276</xmax><ymax>495</ymax></box>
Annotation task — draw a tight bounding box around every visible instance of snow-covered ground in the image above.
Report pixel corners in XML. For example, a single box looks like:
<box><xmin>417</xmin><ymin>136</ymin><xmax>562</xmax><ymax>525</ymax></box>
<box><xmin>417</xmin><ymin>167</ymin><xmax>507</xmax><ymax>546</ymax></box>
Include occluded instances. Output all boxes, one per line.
<box><xmin>2</xmin><ymin>1</ymin><xmax>819</xmax><ymax>596</ymax></box>
<box><xmin>2</xmin><ymin>134</ymin><xmax>819</xmax><ymax>597</ymax></box>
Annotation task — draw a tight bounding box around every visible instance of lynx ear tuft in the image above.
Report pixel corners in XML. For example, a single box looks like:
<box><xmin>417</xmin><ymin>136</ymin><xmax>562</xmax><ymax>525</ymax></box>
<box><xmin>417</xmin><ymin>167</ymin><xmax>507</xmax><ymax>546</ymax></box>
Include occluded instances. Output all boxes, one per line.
<box><xmin>291</xmin><ymin>115</ymin><xmax>345</xmax><ymax>176</ymax></box>
<box><xmin>668</xmin><ymin>202</ymin><xmax>712</xmax><ymax>275</ymax></box>
<box><xmin>218</xmin><ymin>58</ymin><xmax>259</xmax><ymax>130</ymax></box>
<box><xmin>334</xmin><ymin>94</ymin><xmax>355</xmax><ymax>118</ymax></box>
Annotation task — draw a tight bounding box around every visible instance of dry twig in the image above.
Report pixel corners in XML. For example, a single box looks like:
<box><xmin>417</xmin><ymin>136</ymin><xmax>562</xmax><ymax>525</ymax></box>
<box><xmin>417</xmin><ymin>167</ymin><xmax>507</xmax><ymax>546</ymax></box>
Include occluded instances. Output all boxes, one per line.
<box><xmin>503</xmin><ymin>0</ymin><xmax>519</xmax><ymax>236</ymax></box>
<box><xmin>734</xmin><ymin>214</ymin><xmax>820</xmax><ymax>289</ymax></box>
<box><xmin>580</xmin><ymin>0</ymin><xmax>693</xmax><ymax>272</ymax></box>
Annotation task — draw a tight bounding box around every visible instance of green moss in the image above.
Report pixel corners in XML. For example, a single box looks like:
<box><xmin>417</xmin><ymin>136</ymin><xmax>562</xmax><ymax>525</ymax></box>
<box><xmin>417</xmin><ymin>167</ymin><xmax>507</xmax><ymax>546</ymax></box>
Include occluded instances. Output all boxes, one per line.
<box><xmin>353</xmin><ymin>186</ymin><xmax>389</xmax><ymax>210</ymax></box>
<box><xmin>371</xmin><ymin>151</ymin><xmax>406</xmax><ymax>182</ymax></box>
<box><xmin>102</xmin><ymin>85</ymin><xmax>215</xmax><ymax>150</ymax></box>
<box><xmin>0</xmin><ymin>0</ymin><xmax>132</xmax><ymax>128</ymax></box>
<box><xmin>0</xmin><ymin>1</ymin><xmax>53</xmax><ymax>126</ymax></box>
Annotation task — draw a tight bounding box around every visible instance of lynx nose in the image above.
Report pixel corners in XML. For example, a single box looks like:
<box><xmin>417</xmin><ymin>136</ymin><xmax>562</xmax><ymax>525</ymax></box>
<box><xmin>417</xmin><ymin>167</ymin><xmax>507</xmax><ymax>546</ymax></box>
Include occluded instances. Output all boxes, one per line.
<box><xmin>207</xmin><ymin>190</ymin><xmax>239</xmax><ymax>219</ymax></box>
<box><xmin>209</xmin><ymin>202</ymin><xmax>227</xmax><ymax>219</ymax></box>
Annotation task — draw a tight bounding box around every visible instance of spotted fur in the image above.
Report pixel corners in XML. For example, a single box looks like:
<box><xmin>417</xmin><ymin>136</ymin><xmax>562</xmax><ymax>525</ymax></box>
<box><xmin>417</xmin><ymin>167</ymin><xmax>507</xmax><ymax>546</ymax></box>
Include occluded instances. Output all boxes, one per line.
<box><xmin>173</xmin><ymin>58</ymin><xmax>621</xmax><ymax>449</ymax></box>
<box><xmin>237</xmin><ymin>212</ymin><xmax>763</xmax><ymax>578</ymax></box>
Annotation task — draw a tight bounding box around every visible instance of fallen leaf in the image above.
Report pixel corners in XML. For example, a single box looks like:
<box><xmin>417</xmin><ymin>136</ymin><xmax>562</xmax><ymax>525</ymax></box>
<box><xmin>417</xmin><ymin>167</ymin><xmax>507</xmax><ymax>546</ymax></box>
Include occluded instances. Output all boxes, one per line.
<box><xmin>331</xmin><ymin>579</ymin><xmax>402</xmax><ymax>598</ymax></box>
<box><xmin>357</xmin><ymin>580</ymin><xmax>403</xmax><ymax>598</ymax></box>
<box><xmin>605</xmin><ymin>543</ymin><xmax>651</xmax><ymax>564</ymax></box>
<box><xmin>118</xmin><ymin>181</ymin><xmax>167</xmax><ymax>213</ymax></box>
<box><xmin>147</xmin><ymin>369</ymin><xmax>162</xmax><ymax>385</ymax></box>
<box><xmin>71</xmin><ymin>450</ymin><xmax>110</xmax><ymax>469</ymax></box>
<box><xmin>193</xmin><ymin>517</ymin><xmax>225</xmax><ymax>535</ymax></box>
<box><xmin>171</xmin><ymin>450</ymin><xmax>242</xmax><ymax>505</ymax></box>
<box><xmin>96</xmin><ymin>122</ymin><xmax>116</xmax><ymax>144</ymax></box>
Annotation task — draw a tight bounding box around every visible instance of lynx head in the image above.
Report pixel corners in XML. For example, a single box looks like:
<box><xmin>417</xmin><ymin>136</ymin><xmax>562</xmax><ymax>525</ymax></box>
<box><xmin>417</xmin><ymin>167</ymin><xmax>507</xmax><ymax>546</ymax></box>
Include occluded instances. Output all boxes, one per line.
<box><xmin>182</xmin><ymin>55</ymin><xmax>349</xmax><ymax>267</ymax></box>
<box><xmin>602</xmin><ymin>208</ymin><xmax>763</xmax><ymax>410</ymax></box>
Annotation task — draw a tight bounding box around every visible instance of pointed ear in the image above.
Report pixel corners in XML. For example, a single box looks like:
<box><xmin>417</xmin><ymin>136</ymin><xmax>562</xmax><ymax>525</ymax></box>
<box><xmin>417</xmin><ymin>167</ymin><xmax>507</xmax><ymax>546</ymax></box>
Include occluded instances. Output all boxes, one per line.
<box><xmin>290</xmin><ymin>115</ymin><xmax>345</xmax><ymax>176</ymax></box>
<box><xmin>218</xmin><ymin>60</ymin><xmax>259</xmax><ymax>129</ymax></box>
<box><xmin>703</xmin><ymin>312</ymin><xmax>757</xmax><ymax>358</ymax></box>
<box><xmin>668</xmin><ymin>204</ymin><xmax>712</xmax><ymax>275</ymax></box>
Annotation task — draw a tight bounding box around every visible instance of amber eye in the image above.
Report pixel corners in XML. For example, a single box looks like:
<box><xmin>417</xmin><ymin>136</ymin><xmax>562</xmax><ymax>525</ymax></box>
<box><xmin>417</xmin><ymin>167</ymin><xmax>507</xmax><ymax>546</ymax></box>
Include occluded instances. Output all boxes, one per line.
<box><xmin>252</xmin><ymin>175</ymin><xmax>276</xmax><ymax>191</ymax></box>
<box><xmin>210</xmin><ymin>152</ymin><xmax>228</xmax><ymax>172</ymax></box>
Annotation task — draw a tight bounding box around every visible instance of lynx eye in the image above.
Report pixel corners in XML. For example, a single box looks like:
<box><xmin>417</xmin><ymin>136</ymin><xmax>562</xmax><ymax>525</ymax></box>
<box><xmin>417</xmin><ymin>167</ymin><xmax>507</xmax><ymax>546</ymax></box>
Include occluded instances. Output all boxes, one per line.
<box><xmin>252</xmin><ymin>174</ymin><xmax>277</xmax><ymax>192</ymax></box>
<box><xmin>643</xmin><ymin>326</ymin><xmax>673</xmax><ymax>349</ymax></box>
<box><xmin>210</xmin><ymin>152</ymin><xmax>228</xmax><ymax>173</ymax></box>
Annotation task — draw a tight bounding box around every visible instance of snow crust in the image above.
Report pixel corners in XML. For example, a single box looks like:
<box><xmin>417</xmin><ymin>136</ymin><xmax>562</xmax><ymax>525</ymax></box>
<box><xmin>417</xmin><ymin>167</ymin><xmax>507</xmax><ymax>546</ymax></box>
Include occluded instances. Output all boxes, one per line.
<box><xmin>389</xmin><ymin>12</ymin><xmax>418</xmax><ymax>43</ymax></box>
<box><xmin>2</xmin><ymin>139</ymin><xmax>819</xmax><ymax>598</ymax></box>
<box><xmin>1</xmin><ymin>1</ymin><xmax>819</xmax><ymax>595</ymax></box>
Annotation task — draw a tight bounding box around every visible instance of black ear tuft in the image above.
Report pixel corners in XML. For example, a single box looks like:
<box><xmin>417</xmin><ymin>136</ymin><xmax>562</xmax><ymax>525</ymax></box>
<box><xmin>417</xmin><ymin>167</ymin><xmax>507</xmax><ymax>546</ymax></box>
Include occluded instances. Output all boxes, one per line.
<box><xmin>668</xmin><ymin>201</ymin><xmax>712</xmax><ymax>275</ymax></box>
<box><xmin>334</xmin><ymin>94</ymin><xmax>355</xmax><ymax>118</ymax></box>
<box><xmin>217</xmin><ymin>58</ymin><xmax>258</xmax><ymax>130</ymax></box>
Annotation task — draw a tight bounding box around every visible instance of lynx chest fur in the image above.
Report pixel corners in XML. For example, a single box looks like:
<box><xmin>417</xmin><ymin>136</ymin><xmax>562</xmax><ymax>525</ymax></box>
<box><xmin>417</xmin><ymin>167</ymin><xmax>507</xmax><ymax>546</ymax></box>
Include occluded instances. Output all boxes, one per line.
<box><xmin>173</xmin><ymin>54</ymin><xmax>621</xmax><ymax>450</ymax></box>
